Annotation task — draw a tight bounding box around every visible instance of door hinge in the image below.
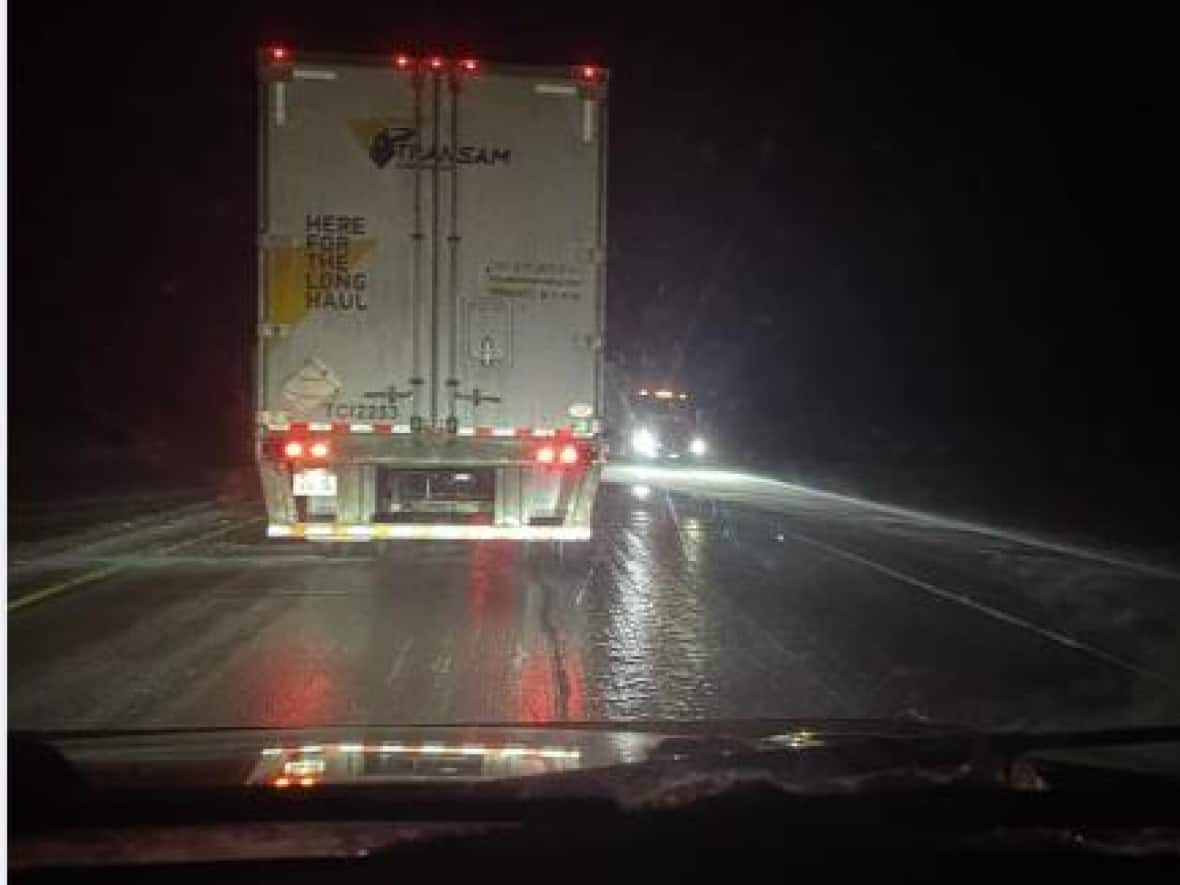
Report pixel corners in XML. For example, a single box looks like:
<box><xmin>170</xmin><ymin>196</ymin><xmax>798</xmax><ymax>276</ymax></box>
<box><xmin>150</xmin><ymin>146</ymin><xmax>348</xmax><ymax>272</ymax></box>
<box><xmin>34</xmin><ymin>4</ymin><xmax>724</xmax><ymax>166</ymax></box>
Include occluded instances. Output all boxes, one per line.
<box><xmin>258</xmin><ymin>323</ymin><xmax>290</xmax><ymax>339</ymax></box>
<box><xmin>258</xmin><ymin>233</ymin><xmax>301</xmax><ymax>249</ymax></box>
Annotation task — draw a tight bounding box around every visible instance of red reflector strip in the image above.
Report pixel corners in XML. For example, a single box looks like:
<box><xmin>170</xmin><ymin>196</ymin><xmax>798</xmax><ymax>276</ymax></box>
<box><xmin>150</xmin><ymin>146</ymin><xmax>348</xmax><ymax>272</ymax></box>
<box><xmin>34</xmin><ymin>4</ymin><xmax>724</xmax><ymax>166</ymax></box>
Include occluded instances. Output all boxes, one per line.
<box><xmin>374</xmin><ymin>422</ymin><xmax>394</xmax><ymax>434</ymax></box>
<box><xmin>289</xmin><ymin>422</ymin><xmax>309</xmax><ymax>433</ymax></box>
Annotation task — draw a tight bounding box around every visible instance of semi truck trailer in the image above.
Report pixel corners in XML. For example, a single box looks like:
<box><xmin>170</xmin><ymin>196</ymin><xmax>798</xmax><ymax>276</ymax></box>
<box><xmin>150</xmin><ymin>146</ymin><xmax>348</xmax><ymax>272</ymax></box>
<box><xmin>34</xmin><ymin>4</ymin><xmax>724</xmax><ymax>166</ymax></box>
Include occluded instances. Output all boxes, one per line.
<box><xmin>255</xmin><ymin>49</ymin><xmax>608</xmax><ymax>541</ymax></box>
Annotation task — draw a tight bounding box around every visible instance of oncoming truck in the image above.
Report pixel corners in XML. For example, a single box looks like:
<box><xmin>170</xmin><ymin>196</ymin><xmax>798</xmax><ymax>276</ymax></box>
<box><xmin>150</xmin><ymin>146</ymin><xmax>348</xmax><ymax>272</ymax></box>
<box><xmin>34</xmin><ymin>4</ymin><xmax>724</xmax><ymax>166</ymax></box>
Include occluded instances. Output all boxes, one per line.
<box><xmin>623</xmin><ymin>387</ymin><xmax>709</xmax><ymax>462</ymax></box>
<box><xmin>255</xmin><ymin>49</ymin><xmax>608</xmax><ymax>541</ymax></box>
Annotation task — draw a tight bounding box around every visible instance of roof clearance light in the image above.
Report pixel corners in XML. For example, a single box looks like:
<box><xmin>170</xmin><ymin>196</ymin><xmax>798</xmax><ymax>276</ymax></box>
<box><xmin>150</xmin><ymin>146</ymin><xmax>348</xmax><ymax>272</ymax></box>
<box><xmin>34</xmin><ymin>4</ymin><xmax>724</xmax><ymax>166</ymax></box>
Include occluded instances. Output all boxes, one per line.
<box><xmin>284</xmin><ymin>441</ymin><xmax>304</xmax><ymax>459</ymax></box>
<box><xmin>309</xmin><ymin>441</ymin><xmax>330</xmax><ymax>459</ymax></box>
<box><xmin>654</xmin><ymin>389</ymin><xmax>675</xmax><ymax>399</ymax></box>
<box><xmin>536</xmin><ymin>445</ymin><xmax>556</xmax><ymax>464</ymax></box>
<box><xmin>270</xmin><ymin>46</ymin><xmax>289</xmax><ymax>62</ymax></box>
<box><xmin>459</xmin><ymin>58</ymin><xmax>478</xmax><ymax>72</ymax></box>
<box><xmin>394</xmin><ymin>53</ymin><xmax>413</xmax><ymax>69</ymax></box>
<box><xmin>559</xmin><ymin>444</ymin><xmax>579</xmax><ymax>465</ymax></box>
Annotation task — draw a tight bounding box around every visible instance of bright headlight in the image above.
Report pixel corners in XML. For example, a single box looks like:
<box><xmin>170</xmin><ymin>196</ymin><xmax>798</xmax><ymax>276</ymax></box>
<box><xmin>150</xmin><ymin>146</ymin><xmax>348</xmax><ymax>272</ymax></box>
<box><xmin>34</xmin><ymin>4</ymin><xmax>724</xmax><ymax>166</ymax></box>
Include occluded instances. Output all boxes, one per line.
<box><xmin>690</xmin><ymin>437</ymin><xmax>707</xmax><ymax>456</ymax></box>
<box><xmin>631</xmin><ymin>428</ymin><xmax>659</xmax><ymax>458</ymax></box>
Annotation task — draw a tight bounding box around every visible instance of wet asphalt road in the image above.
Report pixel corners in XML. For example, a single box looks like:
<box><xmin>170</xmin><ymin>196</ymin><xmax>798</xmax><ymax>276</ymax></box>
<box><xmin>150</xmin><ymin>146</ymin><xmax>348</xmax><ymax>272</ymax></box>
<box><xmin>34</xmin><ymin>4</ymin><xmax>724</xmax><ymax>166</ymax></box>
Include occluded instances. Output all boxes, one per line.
<box><xmin>8</xmin><ymin>465</ymin><xmax>1180</xmax><ymax>732</ymax></box>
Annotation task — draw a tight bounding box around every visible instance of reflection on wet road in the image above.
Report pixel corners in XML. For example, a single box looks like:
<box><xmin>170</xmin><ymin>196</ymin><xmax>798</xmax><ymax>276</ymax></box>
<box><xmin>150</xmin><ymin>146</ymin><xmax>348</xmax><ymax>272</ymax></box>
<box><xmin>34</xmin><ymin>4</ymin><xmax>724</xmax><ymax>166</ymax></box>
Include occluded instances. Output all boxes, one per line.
<box><xmin>8</xmin><ymin>467</ymin><xmax>1180</xmax><ymax>732</ymax></box>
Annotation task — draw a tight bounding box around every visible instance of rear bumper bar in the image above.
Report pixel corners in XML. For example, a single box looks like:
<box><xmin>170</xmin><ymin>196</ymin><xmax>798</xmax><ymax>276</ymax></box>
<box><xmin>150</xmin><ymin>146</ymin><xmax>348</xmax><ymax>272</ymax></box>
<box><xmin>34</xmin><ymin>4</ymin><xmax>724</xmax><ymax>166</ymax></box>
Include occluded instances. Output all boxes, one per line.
<box><xmin>267</xmin><ymin>523</ymin><xmax>592</xmax><ymax>542</ymax></box>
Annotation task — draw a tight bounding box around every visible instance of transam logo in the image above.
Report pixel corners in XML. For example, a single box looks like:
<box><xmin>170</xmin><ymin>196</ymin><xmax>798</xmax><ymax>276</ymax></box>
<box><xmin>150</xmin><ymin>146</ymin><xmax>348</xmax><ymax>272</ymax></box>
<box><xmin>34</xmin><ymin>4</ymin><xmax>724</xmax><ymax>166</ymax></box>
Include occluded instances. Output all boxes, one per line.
<box><xmin>351</xmin><ymin>119</ymin><xmax>512</xmax><ymax>170</ymax></box>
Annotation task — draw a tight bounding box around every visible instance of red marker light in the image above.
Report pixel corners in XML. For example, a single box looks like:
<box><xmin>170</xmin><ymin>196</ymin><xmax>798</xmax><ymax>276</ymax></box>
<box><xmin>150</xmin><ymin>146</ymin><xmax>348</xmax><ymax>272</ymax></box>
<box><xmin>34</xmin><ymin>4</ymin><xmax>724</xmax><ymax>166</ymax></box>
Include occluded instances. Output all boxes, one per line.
<box><xmin>536</xmin><ymin>446</ymin><xmax>556</xmax><ymax>464</ymax></box>
<box><xmin>559</xmin><ymin>444</ymin><xmax>579</xmax><ymax>465</ymax></box>
<box><xmin>429</xmin><ymin>56</ymin><xmax>445</xmax><ymax>70</ymax></box>
<box><xmin>309</xmin><ymin>441</ymin><xmax>330</xmax><ymax>459</ymax></box>
<box><xmin>394</xmin><ymin>53</ymin><xmax>412</xmax><ymax>69</ymax></box>
<box><xmin>270</xmin><ymin>46</ymin><xmax>289</xmax><ymax>62</ymax></box>
<box><xmin>284</xmin><ymin>441</ymin><xmax>304</xmax><ymax>459</ymax></box>
<box><xmin>459</xmin><ymin>58</ymin><xmax>478</xmax><ymax>72</ymax></box>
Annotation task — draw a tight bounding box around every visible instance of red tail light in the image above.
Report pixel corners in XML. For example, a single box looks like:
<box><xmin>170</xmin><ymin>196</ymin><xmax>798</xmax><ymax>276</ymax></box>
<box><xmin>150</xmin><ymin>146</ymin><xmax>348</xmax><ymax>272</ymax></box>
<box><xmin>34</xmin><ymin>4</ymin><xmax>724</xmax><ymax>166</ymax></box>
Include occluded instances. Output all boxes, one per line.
<box><xmin>428</xmin><ymin>55</ymin><xmax>445</xmax><ymax>70</ymax></box>
<box><xmin>579</xmin><ymin>65</ymin><xmax>598</xmax><ymax>81</ymax></box>
<box><xmin>458</xmin><ymin>58</ymin><xmax>478</xmax><ymax>72</ymax></box>
<box><xmin>284</xmin><ymin>441</ymin><xmax>304</xmax><ymax>459</ymax></box>
<box><xmin>535</xmin><ymin>445</ymin><xmax>556</xmax><ymax>464</ymax></box>
<box><xmin>309</xmin><ymin>441</ymin><xmax>330</xmax><ymax>459</ymax></box>
<box><xmin>394</xmin><ymin>53</ymin><xmax>413</xmax><ymax>69</ymax></box>
<box><xmin>269</xmin><ymin>46</ymin><xmax>290</xmax><ymax>63</ymax></box>
<box><xmin>559</xmin><ymin>444</ymin><xmax>579</xmax><ymax>465</ymax></box>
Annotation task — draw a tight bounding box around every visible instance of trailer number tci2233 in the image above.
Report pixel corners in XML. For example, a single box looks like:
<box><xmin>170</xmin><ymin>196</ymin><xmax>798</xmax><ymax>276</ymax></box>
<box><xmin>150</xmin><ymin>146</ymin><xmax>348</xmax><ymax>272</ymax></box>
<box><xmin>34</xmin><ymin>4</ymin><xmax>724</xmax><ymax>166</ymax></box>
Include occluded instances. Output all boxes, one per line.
<box><xmin>327</xmin><ymin>403</ymin><xmax>399</xmax><ymax>420</ymax></box>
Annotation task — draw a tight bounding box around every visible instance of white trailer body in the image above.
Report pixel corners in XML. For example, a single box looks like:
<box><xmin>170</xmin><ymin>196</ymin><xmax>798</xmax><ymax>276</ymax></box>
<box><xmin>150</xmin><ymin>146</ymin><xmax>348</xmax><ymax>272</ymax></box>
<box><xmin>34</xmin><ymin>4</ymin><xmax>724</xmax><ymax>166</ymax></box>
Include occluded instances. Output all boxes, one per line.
<box><xmin>256</xmin><ymin>51</ymin><xmax>607</xmax><ymax>540</ymax></box>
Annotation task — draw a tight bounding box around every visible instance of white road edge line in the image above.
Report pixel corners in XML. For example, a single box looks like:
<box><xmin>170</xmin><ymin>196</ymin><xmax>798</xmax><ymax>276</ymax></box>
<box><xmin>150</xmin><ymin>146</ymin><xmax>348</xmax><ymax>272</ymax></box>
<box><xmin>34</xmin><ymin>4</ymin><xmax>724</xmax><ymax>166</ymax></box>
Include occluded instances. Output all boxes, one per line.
<box><xmin>772</xmin><ymin>480</ymin><xmax>1180</xmax><ymax>582</ymax></box>
<box><xmin>776</xmin><ymin>525</ymin><xmax>1175</xmax><ymax>688</ymax></box>
<box><xmin>607</xmin><ymin>465</ymin><xmax>1180</xmax><ymax>581</ymax></box>
<box><xmin>7</xmin><ymin>517</ymin><xmax>264</xmax><ymax>613</ymax></box>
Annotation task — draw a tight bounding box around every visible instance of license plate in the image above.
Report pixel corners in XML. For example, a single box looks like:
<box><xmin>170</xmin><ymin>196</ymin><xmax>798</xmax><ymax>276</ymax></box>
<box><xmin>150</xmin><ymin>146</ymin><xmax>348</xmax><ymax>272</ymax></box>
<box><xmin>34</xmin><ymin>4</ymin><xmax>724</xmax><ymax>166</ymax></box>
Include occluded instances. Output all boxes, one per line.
<box><xmin>293</xmin><ymin>469</ymin><xmax>337</xmax><ymax>497</ymax></box>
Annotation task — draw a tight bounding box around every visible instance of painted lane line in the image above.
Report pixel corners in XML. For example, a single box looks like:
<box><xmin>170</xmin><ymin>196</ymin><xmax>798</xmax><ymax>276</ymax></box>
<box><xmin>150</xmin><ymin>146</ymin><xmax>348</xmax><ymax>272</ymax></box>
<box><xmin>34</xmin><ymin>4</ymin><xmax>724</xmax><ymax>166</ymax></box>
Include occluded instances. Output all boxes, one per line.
<box><xmin>7</xmin><ymin>518</ymin><xmax>263</xmax><ymax>613</ymax></box>
<box><xmin>775</xmin><ymin>526</ymin><xmax>1176</xmax><ymax>689</ymax></box>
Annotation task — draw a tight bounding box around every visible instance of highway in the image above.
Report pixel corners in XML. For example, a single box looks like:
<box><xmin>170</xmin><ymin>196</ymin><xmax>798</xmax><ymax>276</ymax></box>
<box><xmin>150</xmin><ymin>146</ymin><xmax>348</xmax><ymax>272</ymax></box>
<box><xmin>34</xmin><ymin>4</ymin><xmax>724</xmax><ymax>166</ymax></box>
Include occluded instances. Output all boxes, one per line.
<box><xmin>8</xmin><ymin>465</ymin><xmax>1180</xmax><ymax>732</ymax></box>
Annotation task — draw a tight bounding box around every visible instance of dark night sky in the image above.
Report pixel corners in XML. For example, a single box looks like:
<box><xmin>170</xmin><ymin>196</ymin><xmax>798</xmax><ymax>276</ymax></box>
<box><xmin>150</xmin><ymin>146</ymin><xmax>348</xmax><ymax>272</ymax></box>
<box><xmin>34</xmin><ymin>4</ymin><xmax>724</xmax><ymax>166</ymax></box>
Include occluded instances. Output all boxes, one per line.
<box><xmin>8</xmin><ymin>4</ymin><xmax>1176</xmax><ymax>482</ymax></box>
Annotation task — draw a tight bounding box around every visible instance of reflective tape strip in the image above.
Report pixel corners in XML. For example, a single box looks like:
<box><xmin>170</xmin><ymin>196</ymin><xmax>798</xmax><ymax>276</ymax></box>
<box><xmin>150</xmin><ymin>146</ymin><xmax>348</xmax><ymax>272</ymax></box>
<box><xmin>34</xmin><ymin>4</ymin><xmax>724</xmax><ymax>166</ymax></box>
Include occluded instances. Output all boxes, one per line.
<box><xmin>269</xmin><ymin>523</ymin><xmax>592</xmax><ymax>542</ymax></box>
<box><xmin>261</xmin><ymin>422</ymin><xmax>597</xmax><ymax>439</ymax></box>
